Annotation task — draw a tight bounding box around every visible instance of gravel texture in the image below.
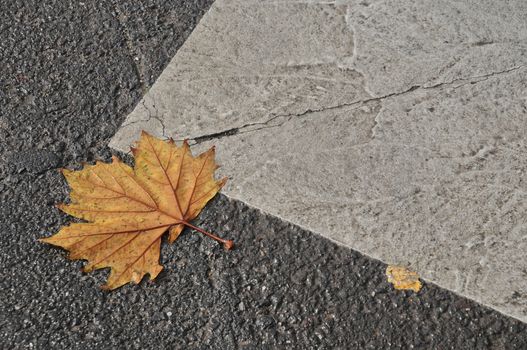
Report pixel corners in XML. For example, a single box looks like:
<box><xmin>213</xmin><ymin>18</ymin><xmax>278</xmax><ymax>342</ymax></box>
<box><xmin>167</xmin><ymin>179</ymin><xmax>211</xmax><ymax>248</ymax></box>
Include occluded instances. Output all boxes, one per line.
<box><xmin>1</xmin><ymin>0</ymin><xmax>527</xmax><ymax>349</ymax></box>
<box><xmin>0</xmin><ymin>0</ymin><xmax>214</xmax><ymax>175</ymax></box>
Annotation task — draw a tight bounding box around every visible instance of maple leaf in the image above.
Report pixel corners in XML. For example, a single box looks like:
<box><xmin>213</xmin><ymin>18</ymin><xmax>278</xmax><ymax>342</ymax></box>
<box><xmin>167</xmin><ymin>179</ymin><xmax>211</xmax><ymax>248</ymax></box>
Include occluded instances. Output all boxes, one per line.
<box><xmin>40</xmin><ymin>131</ymin><xmax>232</xmax><ymax>290</ymax></box>
<box><xmin>385</xmin><ymin>265</ymin><xmax>422</xmax><ymax>293</ymax></box>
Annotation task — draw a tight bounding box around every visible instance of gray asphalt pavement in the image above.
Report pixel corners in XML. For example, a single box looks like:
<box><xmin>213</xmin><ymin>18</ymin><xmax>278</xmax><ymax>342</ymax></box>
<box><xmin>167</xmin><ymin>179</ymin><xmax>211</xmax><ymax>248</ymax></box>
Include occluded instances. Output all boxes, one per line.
<box><xmin>1</xmin><ymin>1</ymin><xmax>527</xmax><ymax>349</ymax></box>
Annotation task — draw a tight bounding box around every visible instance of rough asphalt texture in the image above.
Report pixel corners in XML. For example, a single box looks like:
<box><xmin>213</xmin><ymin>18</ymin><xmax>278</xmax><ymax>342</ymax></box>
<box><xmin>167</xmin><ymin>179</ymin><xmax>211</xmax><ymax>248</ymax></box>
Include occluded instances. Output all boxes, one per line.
<box><xmin>1</xmin><ymin>1</ymin><xmax>527</xmax><ymax>349</ymax></box>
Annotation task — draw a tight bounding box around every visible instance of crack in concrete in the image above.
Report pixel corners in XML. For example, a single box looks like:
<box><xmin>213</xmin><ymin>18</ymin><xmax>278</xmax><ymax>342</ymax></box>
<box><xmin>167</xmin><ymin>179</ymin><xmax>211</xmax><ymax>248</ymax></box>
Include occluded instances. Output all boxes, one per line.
<box><xmin>185</xmin><ymin>65</ymin><xmax>525</xmax><ymax>144</ymax></box>
<box><xmin>149</xmin><ymin>95</ymin><xmax>168</xmax><ymax>138</ymax></box>
<box><xmin>153</xmin><ymin>115</ymin><xmax>167</xmax><ymax>138</ymax></box>
<box><xmin>422</xmin><ymin>64</ymin><xmax>525</xmax><ymax>90</ymax></box>
<box><xmin>119</xmin><ymin>97</ymin><xmax>167</xmax><ymax>139</ymax></box>
<box><xmin>143</xmin><ymin>97</ymin><xmax>167</xmax><ymax>138</ymax></box>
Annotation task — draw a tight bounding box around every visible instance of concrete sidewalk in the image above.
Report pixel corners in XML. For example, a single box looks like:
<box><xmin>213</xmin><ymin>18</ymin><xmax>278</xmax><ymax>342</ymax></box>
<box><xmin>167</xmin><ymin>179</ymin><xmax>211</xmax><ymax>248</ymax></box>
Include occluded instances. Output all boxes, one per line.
<box><xmin>111</xmin><ymin>0</ymin><xmax>527</xmax><ymax>322</ymax></box>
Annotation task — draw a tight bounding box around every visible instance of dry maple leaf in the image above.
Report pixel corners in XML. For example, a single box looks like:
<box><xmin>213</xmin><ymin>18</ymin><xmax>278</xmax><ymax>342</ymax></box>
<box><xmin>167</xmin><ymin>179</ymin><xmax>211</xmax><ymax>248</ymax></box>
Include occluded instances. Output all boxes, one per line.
<box><xmin>40</xmin><ymin>131</ymin><xmax>232</xmax><ymax>290</ymax></box>
<box><xmin>385</xmin><ymin>265</ymin><xmax>422</xmax><ymax>293</ymax></box>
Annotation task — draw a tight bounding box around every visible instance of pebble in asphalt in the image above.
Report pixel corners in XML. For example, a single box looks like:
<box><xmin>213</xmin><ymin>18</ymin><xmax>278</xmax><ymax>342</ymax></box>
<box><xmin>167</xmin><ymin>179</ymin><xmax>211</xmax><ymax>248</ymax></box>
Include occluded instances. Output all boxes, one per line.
<box><xmin>1</xmin><ymin>0</ymin><xmax>527</xmax><ymax>349</ymax></box>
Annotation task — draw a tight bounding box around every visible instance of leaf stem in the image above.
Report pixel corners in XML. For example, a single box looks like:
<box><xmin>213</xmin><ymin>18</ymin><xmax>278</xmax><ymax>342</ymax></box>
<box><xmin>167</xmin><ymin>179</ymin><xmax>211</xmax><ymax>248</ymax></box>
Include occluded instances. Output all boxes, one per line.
<box><xmin>182</xmin><ymin>221</ymin><xmax>234</xmax><ymax>250</ymax></box>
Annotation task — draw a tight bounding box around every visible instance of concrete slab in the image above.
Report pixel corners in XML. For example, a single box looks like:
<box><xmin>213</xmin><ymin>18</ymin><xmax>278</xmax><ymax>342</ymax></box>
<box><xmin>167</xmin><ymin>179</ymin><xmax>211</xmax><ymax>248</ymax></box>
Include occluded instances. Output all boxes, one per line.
<box><xmin>110</xmin><ymin>0</ymin><xmax>527</xmax><ymax>321</ymax></box>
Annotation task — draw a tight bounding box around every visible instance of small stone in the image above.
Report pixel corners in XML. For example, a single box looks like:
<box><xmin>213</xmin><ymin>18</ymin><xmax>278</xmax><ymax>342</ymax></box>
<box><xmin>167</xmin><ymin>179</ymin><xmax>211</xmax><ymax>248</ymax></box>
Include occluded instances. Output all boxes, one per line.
<box><xmin>256</xmin><ymin>315</ymin><xmax>275</xmax><ymax>330</ymax></box>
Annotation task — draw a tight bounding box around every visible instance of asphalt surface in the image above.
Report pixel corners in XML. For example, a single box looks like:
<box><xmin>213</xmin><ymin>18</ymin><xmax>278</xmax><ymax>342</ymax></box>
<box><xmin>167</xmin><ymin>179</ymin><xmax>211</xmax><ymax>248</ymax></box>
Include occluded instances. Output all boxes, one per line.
<box><xmin>1</xmin><ymin>1</ymin><xmax>527</xmax><ymax>349</ymax></box>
